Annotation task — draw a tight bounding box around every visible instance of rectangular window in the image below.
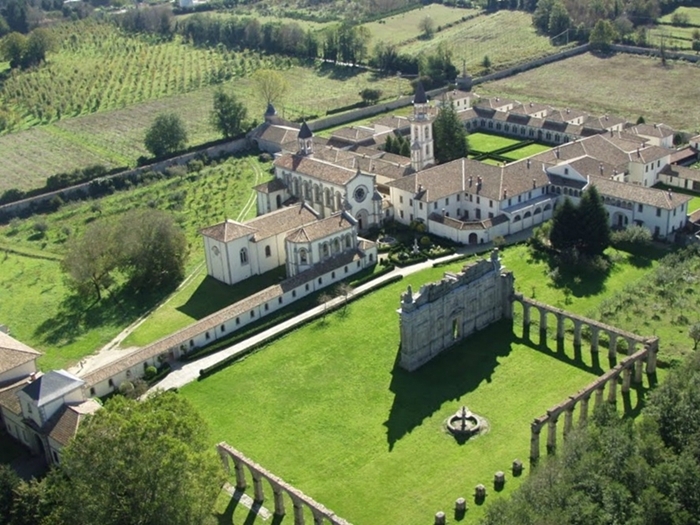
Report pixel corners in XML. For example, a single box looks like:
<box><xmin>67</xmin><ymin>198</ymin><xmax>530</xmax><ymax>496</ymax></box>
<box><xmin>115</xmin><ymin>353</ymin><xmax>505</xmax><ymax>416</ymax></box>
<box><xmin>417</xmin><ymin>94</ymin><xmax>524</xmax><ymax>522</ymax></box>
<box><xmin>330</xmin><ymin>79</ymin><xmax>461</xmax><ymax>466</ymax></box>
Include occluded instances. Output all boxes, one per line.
<box><xmin>278</xmin><ymin>297</ymin><xmax>283</xmax><ymax>304</ymax></box>
<box><xmin>638</xmin><ymin>204</ymin><xmax>643</xmax><ymax>212</ymax></box>
<box><xmin>410</xmin><ymin>214</ymin><xmax>413</xmax><ymax>221</ymax></box>
<box><xmin>457</xmin><ymin>194</ymin><xmax>461</xmax><ymax>201</ymax></box>
<box><xmin>292</xmin><ymin>291</ymin><xmax>297</xmax><ymax>298</ymax></box>
<box><xmin>419</xmin><ymin>202</ymin><xmax>423</xmax><ymax>210</ymax></box>
<box><xmin>400</xmin><ymin>196</ymin><xmax>403</xmax><ymax>204</ymax></box>
<box><xmin>656</xmin><ymin>208</ymin><xmax>661</xmax><ymax>217</ymax></box>
<box><xmin>488</xmin><ymin>212</ymin><xmax>494</xmax><ymax>219</ymax></box>
<box><xmin>400</xmin><ymin>210</ymin><xmax>404</xmax><ymax>219</ymax></box>
<box><xmin>409</xmin><ymin>199</ymin><xmax>413</xmax><ymax>206</ymax></box>
<box><xmin>445</xmin><ymin>198</ymin><xmax>449</xmax><ymax>205</ymax></box>
<box><xmin>476</xmin><ymin>197</ymin><xmax>480</xmax><ymax>204</ymax></box>
<box><xmin>264</xmin><ymin>303</ymin><xmax>269</xmax><ymax>311</ymax></box>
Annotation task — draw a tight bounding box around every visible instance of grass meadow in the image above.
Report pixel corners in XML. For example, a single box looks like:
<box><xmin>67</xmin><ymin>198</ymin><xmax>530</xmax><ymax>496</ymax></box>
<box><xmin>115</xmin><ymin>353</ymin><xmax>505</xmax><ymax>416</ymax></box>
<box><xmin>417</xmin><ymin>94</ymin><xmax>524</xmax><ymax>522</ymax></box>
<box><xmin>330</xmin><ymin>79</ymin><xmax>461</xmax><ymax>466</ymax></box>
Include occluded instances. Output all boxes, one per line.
<box><xmin>658</xmin><ymin>6</ymin><xmax>700</xmax><ymax>25</ymax></box>
<box><xmin>0</xmin><ymin>155</ymin><xmax>266</xmax><ymax>370</ymax></box>
<box><xmin>184</xmin><ymin>262</ymin><xmax>600</xmax><ymax>525</ymax></box>
<box><xmin>363</xmin><ymin>4</ymin><xmax>480</xmax><ymax>46</ymax></box>
<box><xmin>399</xmin><ymin>11</ymin><xmax>562</xmax><ymax>75</ymax></box>
<box><xmin>479</xmin><ymin>52</ymin><xmax>700</xmax><ymax>132</ymax></box>
<box><xmin>467</xmin><ymin>132</ymin><xmax>520</xmax><ymax>152</ymax></box>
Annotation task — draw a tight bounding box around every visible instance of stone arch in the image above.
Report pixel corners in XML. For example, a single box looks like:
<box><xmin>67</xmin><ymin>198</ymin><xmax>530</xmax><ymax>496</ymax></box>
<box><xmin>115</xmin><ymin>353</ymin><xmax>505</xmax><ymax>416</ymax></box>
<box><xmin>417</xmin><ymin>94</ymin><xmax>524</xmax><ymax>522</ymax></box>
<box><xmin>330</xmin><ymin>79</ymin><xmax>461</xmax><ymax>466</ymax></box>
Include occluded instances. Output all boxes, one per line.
<box><xmin>468</xmin><ymin>232</ymin><xmax>478</xmax><ymax>244</ymax></box>
<box><xmin>321</xmin><ymin>242</ymin><xmax>330</xmax><ymax>259</ymax></box>
<box><xmin>355</xmin><ymin>209</ymin><xmax>369</xmax><ymax>231</ymax></box>
<box><xmin>344</xmin><ymin>233</ymin><xmax>352</xmax><ymax>249</ymax></box>
<box><xmin>524</xmin><ymin>211</ymin><xmax>532</xmax><ymax>219</ymax></box>
<box><xmin>335</xmin><ymin>191</ymin><xmax>343</xmax><ymax>210</ymax></box>
<box><xmin>534</xmin><ymin>207</ymin><xmax>542</xmax><ymax>215</ymax></box>
<box><xmin>543</xmin><ymin>203</ymin><xmax>552</xmax><ymax>211</ymax></box>
<box><xmin>513</xmin><ymin>215</ymin><xmax>521</xmax><ymax>222</ymax></box>
<box><xmin>333</xmin><ymin>237</ymin><xmax>341</xmax><ymax>254</ymax></box>
<box><xmin>325</xmin><ymin>188</ymin><xmax>333</xmax><ymax>207</ymax></box>
<box><xmin>275</xmin><ymin>194</ymin><xmax>282</xmax><ymax>208</ymax></box>
<box><xmin>292</xmin><ymin>177</ymin><xmax>300</xmax><ymax>196</ymax></box>
<box><xmin>299</xmin><ymin>248</ymin><xmax>308</xmax><ymax>265</ymax></box>
<box><xmin>312</xmin><ymin>183</ymin><xmax>320</xmax><ymax>203</ymax></box>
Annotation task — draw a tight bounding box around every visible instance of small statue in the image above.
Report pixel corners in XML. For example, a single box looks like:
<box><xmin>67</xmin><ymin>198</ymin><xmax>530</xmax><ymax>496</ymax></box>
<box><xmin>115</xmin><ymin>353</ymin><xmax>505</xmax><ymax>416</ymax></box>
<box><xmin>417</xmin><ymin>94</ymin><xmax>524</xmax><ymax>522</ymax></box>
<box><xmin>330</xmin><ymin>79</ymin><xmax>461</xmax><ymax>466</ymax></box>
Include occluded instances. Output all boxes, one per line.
<box><xmin>402</xmin><ymin>285</ymin><xmax>413</xmax><ymax>304</ymax></box>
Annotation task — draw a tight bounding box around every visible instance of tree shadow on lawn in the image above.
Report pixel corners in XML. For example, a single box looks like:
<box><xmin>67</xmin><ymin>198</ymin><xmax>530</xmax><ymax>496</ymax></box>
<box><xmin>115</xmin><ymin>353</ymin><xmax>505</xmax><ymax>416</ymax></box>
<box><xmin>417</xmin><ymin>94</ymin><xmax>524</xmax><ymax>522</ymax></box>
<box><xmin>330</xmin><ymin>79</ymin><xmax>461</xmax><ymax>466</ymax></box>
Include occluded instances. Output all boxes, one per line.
<box><xmin>177</xmin><ymin>268</ymin><xmax>286</xmax><ymax>320</ymax></box>
<box><xmin>33</xmin><ymin>286</ymin><xmax>169</xmax><ymax>347</ymax></box>
<box><xmin>385</xmin><ymin>319</ymin><xmax>515</xmax><ymax>451</ymax></box>
<box><xmin>314</xmin><ymin>62</ymin><xmax>366</xmax><ymax>81</ymax></box>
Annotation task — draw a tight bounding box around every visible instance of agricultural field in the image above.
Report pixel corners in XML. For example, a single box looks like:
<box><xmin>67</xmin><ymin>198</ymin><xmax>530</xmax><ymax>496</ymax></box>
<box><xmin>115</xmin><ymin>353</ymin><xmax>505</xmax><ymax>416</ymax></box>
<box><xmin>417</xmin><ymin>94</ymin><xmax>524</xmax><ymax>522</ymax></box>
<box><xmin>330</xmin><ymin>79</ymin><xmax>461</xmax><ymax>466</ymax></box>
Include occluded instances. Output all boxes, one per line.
<box><xmin>399</xmin><ymin>11</ymin><xmax>563</xmax><ymax>74</ymax></box>
<box><xmin>479</xmin><ymin>52</ymin><xmax>700</xmax><ymax>132</ymax></box>
<box><xmin>182</xmin><ymin>243</ymin><xmax>666</xmax><ymax>524</ymax></box>
<box><xmin>0</xmin><ymin>62</ymin><xmax>412</xmax><ymax>193</ymax></box>
<box><xmin>648</xmin><ymin>25</ymin><xmax>698</xmax><ymax>49</ymax></box>
<box><xmin>0</xmin><ymin>154</ymin><xmax>267</xmax><ymax>370</ymax></box>
<box><xmin>363</xmin><ymin>4</ymin><xmax>480</xmax><ymax>46</ymax></box>
<box><xmin>658</xmin><ymin>6</ymin><xmax>700</xmax><ymax>26</ymax></box>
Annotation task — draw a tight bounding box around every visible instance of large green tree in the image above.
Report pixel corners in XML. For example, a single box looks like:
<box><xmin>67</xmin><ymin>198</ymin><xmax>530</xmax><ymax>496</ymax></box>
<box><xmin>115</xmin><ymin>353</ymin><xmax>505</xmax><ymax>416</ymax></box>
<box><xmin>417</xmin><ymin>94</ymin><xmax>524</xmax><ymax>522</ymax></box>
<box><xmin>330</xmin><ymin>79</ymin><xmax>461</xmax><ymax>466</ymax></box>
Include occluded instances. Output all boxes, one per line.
<box><xmin>144</xmin><ymin>112</ymin><xmax>188</xmax><ymax>158</ymax></box>
<box><xmin>433</xmin><ymin>100</ymin><xmax>468</xmax><ymax>164</ymax></box>
<box><xmin>589</xmin><ymin>19</ymin><xmax>618</xmax><ymax>51</ymax></box>
<box><xmin>45</xmin><ymin>392</ymin><xmax>223</xmax><ymax>525</ymax></box>
<box><xmin>62</xmin><ymin>208</ymin><xmax>187</xmax><ymax>301</ymax></box>
<box><xmin>577</xmin><ymin>185</ymin><xmax>610</xmax><ymax>256</ymax></box>
<box><xmin>549</xmin><ymin>196</ymin><xmax>578</xmax><ymax>252</ymax></box>
<box><xmin>211</xmin><ymin>89</ymin><xmax>248</xmax><ymax>138</ymax></box>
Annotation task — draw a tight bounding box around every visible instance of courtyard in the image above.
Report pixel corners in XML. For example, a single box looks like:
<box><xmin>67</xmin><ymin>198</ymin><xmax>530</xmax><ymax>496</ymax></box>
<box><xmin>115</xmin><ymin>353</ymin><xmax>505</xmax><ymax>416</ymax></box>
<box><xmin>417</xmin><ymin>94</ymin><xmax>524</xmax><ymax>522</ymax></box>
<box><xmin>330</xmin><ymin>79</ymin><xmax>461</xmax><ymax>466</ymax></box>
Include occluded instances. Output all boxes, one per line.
<box><xmin>180</xmin><ymin>253</ymin><xmax>648</xmax><ymax>524</ymax></box>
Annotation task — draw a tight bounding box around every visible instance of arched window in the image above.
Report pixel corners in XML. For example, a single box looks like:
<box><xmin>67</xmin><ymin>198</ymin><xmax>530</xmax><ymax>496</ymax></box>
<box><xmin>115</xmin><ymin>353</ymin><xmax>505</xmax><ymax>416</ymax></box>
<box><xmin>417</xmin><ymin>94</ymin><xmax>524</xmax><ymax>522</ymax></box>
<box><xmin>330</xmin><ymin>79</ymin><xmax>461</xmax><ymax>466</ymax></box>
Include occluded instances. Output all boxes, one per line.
<box><xmin>240</xmin><ymin>248</ymin><xmax>248</xmax><ymax>265</ymax></box>
<box><xmin>534</xmin><ymin>207</ymin><xmax>542</xmax><ymax>215</ymax></box>
<box><xmin>345</xmin><ymin>234</ymin><xmax>352</xmax><ymax>248</ymax></box>
<box><xmin>322</xmin><ymin>243</ymin><xmax>330</xmax><ymax>258</ymax></box>
<box><xmin>513</xmin><ymin>215</ymin><xmax>521</xmax><ymax>222</ymax></box>
<box><xmin>299</xmin><ymin>249</ymin><xmax>308</xmax><ymax>264</ymax></box>
<box><xmin>543</xmin><ymin>203</ymin><xmax>552</xmax><ymax>211</ymax></box>
<box><xmin>524</xmin><ymin>211</ymin><xmax>532</xmax><ymax>219</ymax></box>
<box><xmin>333</xmin><ymin>238</ymin><xmax>341</xmax><ymax>253</ymax></box>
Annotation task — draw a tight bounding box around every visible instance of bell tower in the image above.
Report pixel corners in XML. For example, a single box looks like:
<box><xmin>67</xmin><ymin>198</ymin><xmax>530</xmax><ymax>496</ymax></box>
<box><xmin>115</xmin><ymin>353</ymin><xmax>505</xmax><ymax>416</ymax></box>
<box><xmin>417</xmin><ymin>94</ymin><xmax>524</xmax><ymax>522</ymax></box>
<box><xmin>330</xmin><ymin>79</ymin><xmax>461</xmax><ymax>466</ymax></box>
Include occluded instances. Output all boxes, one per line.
<box><xmin>409</xmin><ymin>82</ymin><xmax>435</xmax><ymax>172</ymax></box>
<box><xmin>298</xmin><ymin>121</ymin><xmax>313</xmax><ymax>156</ymax></box>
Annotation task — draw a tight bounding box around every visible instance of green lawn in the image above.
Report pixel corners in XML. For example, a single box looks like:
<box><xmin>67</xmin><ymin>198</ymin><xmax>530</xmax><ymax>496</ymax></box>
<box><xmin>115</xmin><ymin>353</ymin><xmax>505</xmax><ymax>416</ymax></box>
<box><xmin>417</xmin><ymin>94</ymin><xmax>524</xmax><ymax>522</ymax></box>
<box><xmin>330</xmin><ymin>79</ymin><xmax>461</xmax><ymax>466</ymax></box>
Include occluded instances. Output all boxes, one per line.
<box><xmin>689</xmin><ymin>196</ymin><xmax>700</xmax><ymax>213</ymax></box>
<box><xmin>468</xmin><ymin>132</ymin><xmax>521</xmax><ymax>152</ymax></box>
<box><xmin>503</xmin><ymin>143</ymin><xmax>551</xmax><ymax>161</ymax></box>
<box><xmin>182</xmin><ymin>259</ymin><xmax>604</xmax><ymax>524</ymax></box>
<box><xmin>0</xmin><ymin>155</ymin><xmax>266</xmax><ymax>370</ymax></box>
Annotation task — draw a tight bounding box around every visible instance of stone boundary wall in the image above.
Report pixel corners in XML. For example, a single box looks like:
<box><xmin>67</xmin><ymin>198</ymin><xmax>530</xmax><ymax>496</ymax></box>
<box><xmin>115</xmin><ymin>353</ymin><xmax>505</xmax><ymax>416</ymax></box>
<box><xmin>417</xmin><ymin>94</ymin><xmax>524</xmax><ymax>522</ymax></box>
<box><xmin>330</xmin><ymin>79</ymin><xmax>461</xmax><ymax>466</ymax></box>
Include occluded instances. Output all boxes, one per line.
<box><xmin>83</xmin><ymin>247</ymin><xmax>376</xmax><ymax>397</ymax></box>
<box><xmin>512</xmin><ymin>294</ymin><xmax>659</xmax><ymax>463</ymax></box>
<box><xmin>610</xmin><ymin>44</ymin><xmax>700</xmax><ymax>63</ymax></box>
<box><xmin>0</xmin><ymin>138</ymin><xmax>249</xmax><ymax>221</ymax></box>
<box><xmin>217</xmin><ymin>442</ymin><xmax>352</xmax><ymax>525</ymax></box>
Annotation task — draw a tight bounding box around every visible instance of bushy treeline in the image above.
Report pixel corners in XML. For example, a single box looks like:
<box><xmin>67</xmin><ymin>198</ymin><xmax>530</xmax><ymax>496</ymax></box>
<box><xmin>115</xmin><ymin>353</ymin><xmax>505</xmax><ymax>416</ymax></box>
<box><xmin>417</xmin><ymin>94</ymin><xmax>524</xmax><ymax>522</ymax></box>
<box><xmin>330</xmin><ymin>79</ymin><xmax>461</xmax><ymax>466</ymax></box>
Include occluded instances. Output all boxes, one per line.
<box><xmin>482</xmin><ymin>349</ymin><xmax>700</xmax><ymax>525</ymax></box>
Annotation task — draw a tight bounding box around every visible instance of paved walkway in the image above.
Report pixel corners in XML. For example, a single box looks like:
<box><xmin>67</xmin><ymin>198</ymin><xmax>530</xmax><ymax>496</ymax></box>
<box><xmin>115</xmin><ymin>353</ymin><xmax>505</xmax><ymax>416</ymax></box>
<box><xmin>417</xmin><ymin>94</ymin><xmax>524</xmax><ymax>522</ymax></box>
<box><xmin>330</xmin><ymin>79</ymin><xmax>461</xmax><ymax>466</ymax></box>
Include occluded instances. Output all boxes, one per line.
<box><xmin>150</xmin><ymin>229</ymin><xmax>533</xmax><ymax>393</ymax></box>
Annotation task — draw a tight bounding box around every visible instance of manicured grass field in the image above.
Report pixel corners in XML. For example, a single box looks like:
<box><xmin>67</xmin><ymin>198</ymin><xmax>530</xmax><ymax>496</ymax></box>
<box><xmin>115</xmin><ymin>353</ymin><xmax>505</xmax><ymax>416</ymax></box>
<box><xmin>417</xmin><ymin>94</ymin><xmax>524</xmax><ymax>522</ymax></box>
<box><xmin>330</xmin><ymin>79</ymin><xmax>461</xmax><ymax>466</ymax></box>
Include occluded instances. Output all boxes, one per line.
<box><xmin>480</xmin><ymin>52</ymin><xmax>700</xmax><ymax>131</ymax></box>
<box><xmin>503</xmin><ymin>143</ymin><xmax>551</xmax><ymax>161</ymax></box>
<box><xmin>468</xmin><ymin>132</ymin><xmax>521</xmax><ymax>152</ymax></box>
<box><xmin>363</xmin><ymin>4</ymin><xmax>480</xmax><ymax>46</ymax></box>
<box><xmin>689</xmin><ymin>196</ymin><xmax>700</xmax><ymax>213</ymax></box>
<box><xmin>182</xmin><ymin>259</ymin><xmax>602</xmax><ymax>524</ymax></box>
<box><xmin>400</xmin><ymin>11</ymin><xmax>562</xmax><ymax>74</ymax></box>
<box><xmin>0</xmin><ymin>155</ymin><xmax>266</xmax><ymax>369</ymax></box>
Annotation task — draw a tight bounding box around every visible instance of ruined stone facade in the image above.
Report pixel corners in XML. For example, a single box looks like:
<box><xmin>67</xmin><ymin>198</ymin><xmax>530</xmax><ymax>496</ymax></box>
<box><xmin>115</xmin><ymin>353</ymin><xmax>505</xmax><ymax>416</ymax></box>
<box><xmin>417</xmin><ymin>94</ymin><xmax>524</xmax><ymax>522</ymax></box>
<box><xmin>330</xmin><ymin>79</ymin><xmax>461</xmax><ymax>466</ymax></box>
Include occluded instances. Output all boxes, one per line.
<box><xmin>398</xmin><ymin>250</ymin><xmax>514</xmax><ymax>371</ymax></box>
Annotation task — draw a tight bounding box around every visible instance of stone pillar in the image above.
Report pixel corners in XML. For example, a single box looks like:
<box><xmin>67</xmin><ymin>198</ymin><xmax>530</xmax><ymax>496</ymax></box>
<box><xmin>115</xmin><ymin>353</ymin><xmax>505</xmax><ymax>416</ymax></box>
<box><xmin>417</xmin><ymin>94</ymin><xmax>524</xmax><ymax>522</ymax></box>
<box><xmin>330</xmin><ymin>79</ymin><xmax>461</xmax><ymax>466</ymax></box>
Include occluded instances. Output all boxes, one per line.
<box><xmin>626</xmin><ymin>338</ymin><xmax>636</xmax><ymax>356</ymax></box>
<box><xmin>591</xmin><ymin>327</ymin><xmax>600</xmax><ymax>353</ymax></box>
<box><xmin>292</xmin><ymin>498</ymin><xmax>305</xmax><ymax>525</ymax></box>
<box><xmin>608</xmin><ymin>333</ymin><xmax>618</xmax><ymax>359</ymax></box>
<box><xmin>594</xmin><ymin>386</ymin><xmax>604</xmax><ymax>409</ymax></box>
<box><xmin>573</xmin><ymin>321</ymin><xmax>582</xmax><ymax>347</ymax></box>
<box><xmin>547</xmin><ymin>416</ymin><xmax>558</xmax><ymax>453</ymax></box>
<box><xmin>530</xmin><ymin>424</ymin><xmax>541</xmax><ymax>463</ymax></box>
<box><xmin>556</xmin><ymin>314</ymin><xmax>565</xmax><ymax>340</ymax></box>
<box><xmin>578</xmin><ymin>395</ymin><xmax>590</xmax><ymax>425</ymax></box>
<box><xmin>646</xmin><ymin>346</ymin><xmax>657</xmax><ymax>374</ymax></box>
<box><xmin>607</xmin><ymin>375</ymin><xmax>618</xmax><ymax>403</ymax></box>
<box><xmin>563</xmin><ymin>405</ymin><xmax>574</xmax><ymax>440</ymax></box>
<box><xmin>523</xmin><ymin>303</ymin><xmax>531</xmax><ymax>332</ymax></box>
<box><xmin>434</xmin><ymin>511</ymin><xmax>446</xmax><ymax>525</ymax></box>
<box><xmin>233</xmin><ymin>459</ymin><xmax>247</xmax><ymax>491</ymax></box>
<box><xmin>539</xmin><ymin>308</ymin><xmax>548</xmax><ymax>338</ymax></box>
<box><xmin>219</xmin><ymin>450</ymin><xmax>230</xmax><ymax>473</ymax></box>
<box><xmin>251</xmin><ymin>471</ymin><xmax>265</xmax><ymax>503</ymax></box>
<box><xmin>494</xmin><ymin>471</ymin><xmax>506</xmax><ymax>490</ymax></box>
<box><xmin>634</xmin><ymin>358</ymin><xmax>644</xmax><ymax>383</ymax></box>
<box><xmin>312</xmin><ymin>510</ymin><xmax>325</xmax><ymax>525</ymax></box>
<box><xmin>622</xmin><ymin>367</ymin><xmax>632</xmax><ymax>393</ymax></box>
<box><xmin>272</xmin><ymin>487</ymin><xmax>286</xmax><ymax>516</ymax></box>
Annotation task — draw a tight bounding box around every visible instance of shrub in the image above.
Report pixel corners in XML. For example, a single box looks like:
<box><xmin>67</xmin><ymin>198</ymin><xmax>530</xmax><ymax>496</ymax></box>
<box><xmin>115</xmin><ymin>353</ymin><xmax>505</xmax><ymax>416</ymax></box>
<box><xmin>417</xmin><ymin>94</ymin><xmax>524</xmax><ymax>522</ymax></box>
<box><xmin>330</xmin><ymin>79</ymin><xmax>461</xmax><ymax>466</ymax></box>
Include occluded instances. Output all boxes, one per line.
<box><xmin>611</xmin><ymin>225</ymin><xmax>652</xmax><ymax>250</ymax></box>
<box><xmin>118</xmin><ymin>381</ymin><xmax>134</xmax><ymax>395</ymax></box>
<box><xmin>420</xmin><ymin>236</ymin><xmax>431</xmax><ymax>247</ymax></box>
<box><xmin>32</xmin><ymin>220</ymin><xmax>48</xmax><ymax>235</ymax></box>
<box><xmin>144</xmin><ymin>366</ymin><xmax>158</xmax><ymax>380</ymax></box>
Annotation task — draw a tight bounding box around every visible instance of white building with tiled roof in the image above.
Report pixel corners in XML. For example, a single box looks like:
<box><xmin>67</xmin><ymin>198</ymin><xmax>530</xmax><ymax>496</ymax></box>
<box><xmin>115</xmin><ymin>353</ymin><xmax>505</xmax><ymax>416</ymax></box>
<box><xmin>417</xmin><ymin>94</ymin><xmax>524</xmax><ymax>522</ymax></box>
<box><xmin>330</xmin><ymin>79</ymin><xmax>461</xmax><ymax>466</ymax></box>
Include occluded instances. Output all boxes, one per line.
<box><xmin>0</xmin><ymin>330</ymin><xmax>40</xmax><ymax>387</ymax></box>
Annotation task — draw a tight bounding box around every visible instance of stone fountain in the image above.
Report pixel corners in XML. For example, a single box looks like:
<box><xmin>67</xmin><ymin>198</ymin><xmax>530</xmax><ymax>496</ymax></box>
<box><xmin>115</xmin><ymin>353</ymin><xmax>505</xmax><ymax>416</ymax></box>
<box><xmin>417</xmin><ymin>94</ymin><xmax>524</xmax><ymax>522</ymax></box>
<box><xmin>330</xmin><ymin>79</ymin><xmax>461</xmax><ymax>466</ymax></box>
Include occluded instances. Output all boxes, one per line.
<box><xmin>446</xmin><ymin>406</ymin><xmax>485</xmax><ymax>439</ymax></box>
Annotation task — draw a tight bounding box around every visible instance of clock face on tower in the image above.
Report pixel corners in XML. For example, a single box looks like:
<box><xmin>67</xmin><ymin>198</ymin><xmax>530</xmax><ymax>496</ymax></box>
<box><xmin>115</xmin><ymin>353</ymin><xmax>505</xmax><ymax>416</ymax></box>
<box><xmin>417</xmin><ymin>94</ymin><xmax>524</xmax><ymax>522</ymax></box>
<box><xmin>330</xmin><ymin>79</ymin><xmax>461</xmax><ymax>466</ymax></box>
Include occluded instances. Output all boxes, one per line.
<box><xmin>353</xmin><ymin>185</ymin><xmax>368</xmax><ymax>203</ymax></box>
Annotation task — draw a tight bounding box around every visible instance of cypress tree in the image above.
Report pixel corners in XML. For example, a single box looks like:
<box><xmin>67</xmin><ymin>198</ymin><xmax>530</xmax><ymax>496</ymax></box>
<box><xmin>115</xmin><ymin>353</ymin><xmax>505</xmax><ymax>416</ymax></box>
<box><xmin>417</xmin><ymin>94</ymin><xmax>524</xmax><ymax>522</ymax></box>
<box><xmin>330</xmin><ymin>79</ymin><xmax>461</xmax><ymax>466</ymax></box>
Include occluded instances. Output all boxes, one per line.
<box><xmin>577</xmin><ymin>185</ymin><xmax>610</xmax><ymax>256</ymax></box>
<box><xmin>433</xmin><ymin>100</ymin><xmax>468</xmax><ymax>164</ymax></box>
<box><xmin>549</xmin><ymin>196</ymin><xmax>578</xmax><ymax>252</ymax></box>
<box><xmin>384</xmin><ymin>134</ymin><xmax>394</xmax><ymax>153</ymax></box>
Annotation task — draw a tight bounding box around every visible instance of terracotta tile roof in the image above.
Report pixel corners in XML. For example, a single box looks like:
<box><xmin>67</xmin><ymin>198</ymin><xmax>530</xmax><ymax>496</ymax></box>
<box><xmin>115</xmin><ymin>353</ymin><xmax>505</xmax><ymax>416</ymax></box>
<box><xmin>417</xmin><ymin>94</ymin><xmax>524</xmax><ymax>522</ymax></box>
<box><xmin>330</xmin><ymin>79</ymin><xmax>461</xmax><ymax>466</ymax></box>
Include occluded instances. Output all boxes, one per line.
<box><xmin>388</xmin><ymin>157</ymin><xmax>550</xmax><ymax>203</ymax></box>
<box><xmin>439</xmin><ymin>89</ymin><xmax>472</xmax><ymax>102</ymax></box>
<box><xmin>286</xmin><ymin>212</ymin><xmax>355</xmax><ymax>243</ymax></box>
<box><xmin>588</xmin><ymin>176</ymin><xmax>691</xmax><ymax>209</ymax></box>
<box><xmin>201</xmin><ymin>204</ymin><xmax>319</xmax><ymax>243</ymax></box>
<box><xmin>253</xmin><ymin>178</ymin><xmax>288</xmax><ymax>194</ymax></box>
<box><xmin>660</xmin><ymin>164</ymin><xmax>700</xmax><ymax>182</ymax></box>
<box><xmin>274</xmin><ymin>154</ymin><xmax>360</xmax><ymax>186</ymax></box>
<box><xmin>669</xmin><ymin>148</ymin><xmax>697</xmax><ymax>165</ymax></box>
<box><xmin>253</xmin><ymin>124</ymin><xmax>300</xmax><ymax>145</ymax></box>
<box><xmin>372</xmin><ymin>115</ymin><xmax>409</xmax><ymax>130</ymax></box>
<box><xmin>0</xmin><ymin>332</ymin><xmax>40</xmax><ymax>376</ymax></box>
<box><xmin>629</xmin><ymin>123</ymin><xmax>674</xmax><ymax>139</ymax></box>
<box><xmin>46</xmin><ymin>399</ymin><xmax>100</xmax><ymax>447</ymax></box>
<box><xmin>0</xmin><ymin>380</ymin><xmax>26</xmax><ymax>415</ymax></box>
<box><xmin>330</xmin><ymin>127</ymin><xmax>375</xmax><ymax>142</ymax></box>
<box><xmin>630</xmin><ymin>145</ymin><xmax>671</xmax><ymax>164</ymax></box>
<box><xmin>280</xmin><ymin>136</ymin><xmax>328</xmax><ymax>153</ymax></box>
